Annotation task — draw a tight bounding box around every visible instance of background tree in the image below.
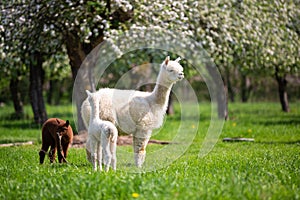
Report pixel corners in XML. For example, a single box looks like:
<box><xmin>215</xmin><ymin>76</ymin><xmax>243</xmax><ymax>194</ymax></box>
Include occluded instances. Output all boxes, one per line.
<box><xmin>235</xmin><ymin>0</ymin><xmax>300</xmax><ymax>112</ymax></box>
<box><xmin>1</xmin><ymin>1</ymin><xmax>69</xmax><ymax>124</ymax></box>
<box><xmin>1</xmin><ymin>0</ymin><xmax>133</xmax><ymax>127</ymax></box>
<box><xmin>186</xmin><ymin>0</ymin><xmax>300</xmax><ymax>113</ymax></box>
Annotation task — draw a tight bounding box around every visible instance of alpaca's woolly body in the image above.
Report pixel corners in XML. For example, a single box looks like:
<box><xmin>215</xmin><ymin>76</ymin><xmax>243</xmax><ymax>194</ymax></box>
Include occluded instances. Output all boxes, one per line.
<box><xmin>86</xmin><ymin>91</ymin><xmax>118</xmax><ymax>171</ymax></box>
<box><xmin>81</xmin><ymin>57</ymin><xmax>184</xmax><ymax>167</ymax></box>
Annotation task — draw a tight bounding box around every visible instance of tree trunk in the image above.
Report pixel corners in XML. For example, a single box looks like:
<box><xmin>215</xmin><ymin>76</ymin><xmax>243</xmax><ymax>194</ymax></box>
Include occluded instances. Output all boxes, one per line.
<box><xmin>275</xmin><ymin>69</ymin><xmax>290</xmax><ymax>112</ymax></box>
<box><xmin>218</xmin><ymin>83</ymin><xmax>229</xmax><ymax>120</ymax></box>
<box><xmin>225</xmin><ymin>67</ymin><xmax>235</xmax><ymax>102</ymax></box>
<box><xmin>206</xmin><ymin>63</ymin><xmax>229</xmax><ymax>120</ymax></box>
<box><xmin>65</xmin><ymin>31</ymin><xmax>90</xmax><ymax>132</ymax></box>
<box><xmin>47</xmin><ymin>79</ymin><xmax>54</xmax><ymax>105</ymax></box>
<box><xmin>241</xmin><ymin>74</ymin><xmax>252</xmax><ymax>102</ymax></box>
<box><xmin>29</xmin><ymin>52</ymin><xmax>48</xmax><ymax>124</ymax></box>
<box><xmin>9</xmin><ymin>76</ymin><xmax>24</xmax><ymax>119</ymax></box>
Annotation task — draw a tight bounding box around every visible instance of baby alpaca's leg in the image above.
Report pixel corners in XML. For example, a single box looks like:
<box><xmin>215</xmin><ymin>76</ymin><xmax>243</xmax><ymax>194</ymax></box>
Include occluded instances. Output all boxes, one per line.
<box><xmin>89</xmin><ymin>139</ymin><xmax>98</xmax><ymax>171</ymax></box>
<box><xmin>110</xmin><ymin>140</ymin><xmax>117</xmax><ymax>170</ymax></box>
<box><xmin>85</xmin><ymin>139</ymin><xmax>92</xmax><ymax>163</ymax></box>
<box><xmin>97</xmin><ymin>142</ymin><xmax>103</xmax><ymax>171</ymax></box>
<box><xmin>101</xmin><ymin>134</ymin><xmax>112</xmax><ymax>172</ymax></box>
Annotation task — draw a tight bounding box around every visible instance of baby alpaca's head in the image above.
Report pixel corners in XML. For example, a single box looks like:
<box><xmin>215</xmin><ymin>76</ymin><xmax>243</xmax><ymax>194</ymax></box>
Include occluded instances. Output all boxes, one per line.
<box><xmin>161</xmin><ymin>56</ymin><xmax>184</xmax><ymax>83</ymax></box>
<box><xmin>86</xmin><ymin>90</ymin><xmax>99</xmax><ymax>106</ymax></box>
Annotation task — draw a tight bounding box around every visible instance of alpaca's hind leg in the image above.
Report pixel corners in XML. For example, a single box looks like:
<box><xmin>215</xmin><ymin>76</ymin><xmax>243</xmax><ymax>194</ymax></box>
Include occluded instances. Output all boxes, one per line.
<box><xmin>110</xmin><ymin>141</ymin><xmax>117</xmax><ymax>171</ymax></box>
<box><xmin>97</xmin><ymin>142</ymin><xmax>103</xmax><ymax>171</ymax></box>
<box><xmin>39</xmin><ymin>143</ymin><xmax>50</xmax><ymax>164</ymax></box>
<box><xmin>133</xmin><ymin>134</ymin><xmax>150</xmax><ymax>168</ymax></box>
<box><xmin>86</xmin><ymin>140</ymin><xmax>92</xmax><ymax>163</ymax></box>
<box><xmin>101</xmin><ymin>136</ymin><xmax>112</xmax><ymax>172</ymax></box>
<box><xmin>49</xmin><ymin>144</ymin><xmax>57</xmax><ymax>163</ymax></box>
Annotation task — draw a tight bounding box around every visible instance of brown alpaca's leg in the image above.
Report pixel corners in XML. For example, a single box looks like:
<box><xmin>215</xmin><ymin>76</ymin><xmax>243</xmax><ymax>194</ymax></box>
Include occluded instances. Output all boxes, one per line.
<box><xmin>56</xmin><ymin>134</ymin><xmax>68</xmax><ymax>163</ymax></box>
<box><xmin>62</xmin><ymin>142</ymin><xmax>69</xmax><ymax>163</ymax></box>
<box><xmin>56</xmin><ymin>136</ymin><xmax>63</xmax><ymax>163</ymax></box>
<box><xmin>49</xmin><ymin>144</ymin><xmax>57</xmax><ymax>163</ymax></box>
<box><xmin>39</xmin><ymin>135</ymin><xmax>51</xmax><ymax>164</ymax></box>
<box><xmin>39</xmin><ymin>145</ymin><xmax>49</xmax><ymax>164</ymax></box>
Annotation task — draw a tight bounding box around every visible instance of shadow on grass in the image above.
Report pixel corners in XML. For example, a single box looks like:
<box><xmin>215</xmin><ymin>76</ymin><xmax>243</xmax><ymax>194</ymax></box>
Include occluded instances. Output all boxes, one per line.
<box><xmin>256</xmin><ymin>140</ymin><xmax>300</xmax><ymax>145</ymax></box>
<box><xmin>254</xmin><ymin>117</ymin><xmax>300</xmax><ymax>126</ymax></box>
<box><xmin>1</xmin><ymin>122</ymin><xmax>41</xmax><ymax>130</ymax></box>
<box><xmin>47</xmin><ymin>112</ymin><xmax>74</xmax><ymax>120</ymax></box>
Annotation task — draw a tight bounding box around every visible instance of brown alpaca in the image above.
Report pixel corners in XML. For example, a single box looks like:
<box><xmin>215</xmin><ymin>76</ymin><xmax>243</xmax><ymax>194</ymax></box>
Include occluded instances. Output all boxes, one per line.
<box><xmin>39</xmin><ymin>118</ymin><xmax>73</xmax><ymax>164</ymax></box>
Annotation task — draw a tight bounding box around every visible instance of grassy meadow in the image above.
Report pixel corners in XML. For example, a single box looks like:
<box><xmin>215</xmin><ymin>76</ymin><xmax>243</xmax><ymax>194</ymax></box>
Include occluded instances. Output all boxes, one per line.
<box><xmin>0</xmin><ymin>102</ymin><xmax>299</xmax><ymax>199</ymax></box>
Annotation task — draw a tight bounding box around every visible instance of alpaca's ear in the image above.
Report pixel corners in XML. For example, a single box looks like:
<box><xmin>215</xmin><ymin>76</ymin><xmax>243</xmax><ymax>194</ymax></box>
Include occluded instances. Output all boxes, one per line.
<box><xmin>65</xmin><ymin>120</ymin><xmax>69</xmax><ymax>127</ymax></box>
<box><xmin>56</xmin><ymin>118</ymin><xmax>60</xmax><ymax>124</ymax></box>
<box><xmin>175</xmin><ymin>57</ymin><xmax>181</xmax><ymax>63</ymax></box>
<box><xmin>164</xmin><ymin>56</ymin><xmax>170</xmax><ymax>66</ymax></box>
<box><xmin>86</xmin><ymin>90</ymin><xmax>91</xmax><ymax>96</ymax></box>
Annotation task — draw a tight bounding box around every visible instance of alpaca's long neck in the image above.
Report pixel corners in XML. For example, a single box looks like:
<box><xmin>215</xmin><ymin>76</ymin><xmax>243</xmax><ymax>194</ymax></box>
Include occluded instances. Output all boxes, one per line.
<box><xmin>151</xmin><ymin>73</ymin><xmax>173</xmax><ymax>106</ymax></box>
<box><xmin>89</xmin><ymin>100</ymin><xmax>100</xmax><ymax>123</ymax></box>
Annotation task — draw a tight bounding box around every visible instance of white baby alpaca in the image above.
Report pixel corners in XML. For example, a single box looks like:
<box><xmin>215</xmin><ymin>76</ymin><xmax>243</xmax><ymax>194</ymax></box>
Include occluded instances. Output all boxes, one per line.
<box><xmin>86</xmin><ymin>90</ymin><xmax>118</xmax><ymax>171</ymax></box>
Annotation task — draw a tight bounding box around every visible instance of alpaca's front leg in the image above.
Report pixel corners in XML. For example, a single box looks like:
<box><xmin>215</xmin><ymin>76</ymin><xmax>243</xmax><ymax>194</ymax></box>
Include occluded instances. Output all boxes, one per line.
<box><xmin>133</xmin><ymin>130</ymin><xmax>151</xmax><ymax>167</ymax></box>
<box><xmin>56</xmin><ymin>133</ymin><xmax>67</xmax><ymax>163</ymax></box>
<box><xmin>97</xmin><ymin>142</ymin><xmax>103</xmax><ymax>171</ymax></box>
<box><xmin>89</xmin><ymin>139</ymin><xmax>98</xmax><ymax>171</ymax></box>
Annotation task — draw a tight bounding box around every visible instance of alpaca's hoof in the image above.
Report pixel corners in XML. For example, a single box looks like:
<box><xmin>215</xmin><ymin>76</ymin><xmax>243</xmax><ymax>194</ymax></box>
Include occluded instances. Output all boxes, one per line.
<box><xmin>134</xmin><ymin>153</ymin><xmax>145</xmax><ymax>168</ymax></box>
<box><xmin>104</xmin><ymin>165</ymin><xmax>109</xmax><ymax>172</ymax></box>
<box><xmin>39</xmin><ymin>150</ymin><xmax>46</xmax><ymax>164</ymax></box>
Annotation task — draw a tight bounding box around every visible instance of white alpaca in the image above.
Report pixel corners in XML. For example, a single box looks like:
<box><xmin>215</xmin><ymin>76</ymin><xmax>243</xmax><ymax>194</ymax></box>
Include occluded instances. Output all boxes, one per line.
<box><xmin>86</xmin><ymin>90</ymin><xmax>118</xmax><ymax>171</ymax></box>
<box><xmin>81</xmin><ymin>56</ymin><xmax>184</xmax><ymax>167</ymax></box>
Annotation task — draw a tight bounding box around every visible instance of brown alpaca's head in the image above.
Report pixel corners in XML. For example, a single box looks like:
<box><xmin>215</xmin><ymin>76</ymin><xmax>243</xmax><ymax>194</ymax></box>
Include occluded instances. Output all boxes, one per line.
<box><xmin>56</xmin><ymin>119</ymin><xmax>70</xmax><ymax>136</ymax></box>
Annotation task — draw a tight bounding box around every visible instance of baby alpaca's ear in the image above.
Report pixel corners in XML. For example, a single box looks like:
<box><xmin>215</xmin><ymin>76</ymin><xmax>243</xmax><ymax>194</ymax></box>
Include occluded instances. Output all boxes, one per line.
<box><xmin>86</xmin><ymin>90</ymin><xmax>91</xmax><ymax>96</ymax></box>
<box><xmin>164</xmin><ymin>56</ymin><xmax>170</xmax><ymax>66</ymax></box>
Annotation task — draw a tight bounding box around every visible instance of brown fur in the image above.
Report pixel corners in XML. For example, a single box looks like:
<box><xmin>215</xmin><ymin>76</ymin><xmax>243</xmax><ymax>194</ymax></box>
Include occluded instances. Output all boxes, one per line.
<box><xmin>39</xmin><ymin>118</ymin><xmax>73</xmax><ymax>164</ymax></box>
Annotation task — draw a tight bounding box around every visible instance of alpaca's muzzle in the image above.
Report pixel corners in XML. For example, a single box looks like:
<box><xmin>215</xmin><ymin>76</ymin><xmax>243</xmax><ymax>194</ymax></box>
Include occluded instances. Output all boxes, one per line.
<box><xmin>178</xmin><ymin>72</ymin><xmax>184</xmax><ymax>80</ymax></box>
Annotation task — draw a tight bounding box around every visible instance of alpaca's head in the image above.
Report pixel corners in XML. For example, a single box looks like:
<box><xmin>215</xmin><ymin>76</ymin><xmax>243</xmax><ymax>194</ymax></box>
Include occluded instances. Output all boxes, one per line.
<box><xmin>160</xmin><ymin>56</ymin><xmax>184</xmax><ymax>83</ymax></box>
<box><xmin>86</xmin><ymin>90</ymin><xmax>98</xmax><ymax>106</ymax></box>
<box><xmin>55</xmin><ymin>119</ymin><xmax>70</xmax><ymax>136</ymax></box>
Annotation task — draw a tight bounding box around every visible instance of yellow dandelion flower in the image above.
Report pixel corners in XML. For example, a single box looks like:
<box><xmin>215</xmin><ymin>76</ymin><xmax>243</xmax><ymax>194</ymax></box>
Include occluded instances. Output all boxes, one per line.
<box><xmin>192</xmin><ymin>124</ymin><xmax>195</xmax><ymax>129</ymax></box>
<box><xmin>248</xmin><ymin>129</ymin><xmax>252</xmax><ymax>133</ymax></box>
<box><xmin>232</xmin><ymin>122</ymin><xmax>237</xmax><ymax>127</ymax></box>
<box><xmin>132</xmin><ymin>193</ymin><xmax>139</xmax><ymax>198</ymax></box>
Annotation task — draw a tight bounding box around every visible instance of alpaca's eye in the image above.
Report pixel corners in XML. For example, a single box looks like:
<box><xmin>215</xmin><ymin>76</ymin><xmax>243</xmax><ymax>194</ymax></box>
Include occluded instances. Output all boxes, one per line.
<box><xmin>168</xmin><ymin>69</ymin><xmax>174</xmax><ymax>72</ymax></box>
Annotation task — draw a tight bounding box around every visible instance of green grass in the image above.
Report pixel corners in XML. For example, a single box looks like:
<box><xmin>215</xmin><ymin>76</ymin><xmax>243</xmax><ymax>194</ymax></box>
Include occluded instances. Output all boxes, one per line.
<box><xmin>0</xmin><ymin>102</ymin><xmax>299</xmax><ymax>199</ymax></box>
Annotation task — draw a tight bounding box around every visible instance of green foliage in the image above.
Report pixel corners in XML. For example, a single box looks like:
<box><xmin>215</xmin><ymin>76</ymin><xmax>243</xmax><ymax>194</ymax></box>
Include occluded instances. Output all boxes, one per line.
<box><xmin>0</xmin><ymin>103</ymin><xmax>299</xmax><ymax>199</ymax></box>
